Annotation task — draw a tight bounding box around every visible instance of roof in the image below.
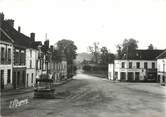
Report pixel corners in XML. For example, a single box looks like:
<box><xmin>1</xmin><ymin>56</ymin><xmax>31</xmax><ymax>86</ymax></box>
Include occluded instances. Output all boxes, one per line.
<box><xmin>2</xmin><ymin>20</ymin><xmax>35</xmax><ymax>49</ymax></box>
<box><xmin>116</xmin><ymin>49</ymin><xmax>164</xmax><ymax>60</ymax></box>
<box><xmin>156</xmin><ymin>50</ymin><xmax>166</xmax><ymax>59</ymax></box>
<box><xmin>31</xmin><ymin>41</ymin><xmax>42</xmax><ymax>49</ymax></box>
<box><xmin>0</xmin><ymin>28</ymin><xmax>14</xmax><ymax>43</ymax></box>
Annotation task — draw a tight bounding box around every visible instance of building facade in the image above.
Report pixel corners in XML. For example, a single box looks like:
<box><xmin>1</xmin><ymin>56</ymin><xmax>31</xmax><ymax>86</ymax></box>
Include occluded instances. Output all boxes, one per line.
<box><xmin>1</xmin><ymin>14</ymin><xmax>37</xmax><ymax>89</ymax></box>
<box><xmin>26</xmin><ymin>48</ymin><xmax>37</xmax><ymax>87</ymax></box>
<box><xmin>0</xmin><ymin>27</ymin><xmax>14</xmax><ymax>89</ymax></box>
<box><xmin>50</xmin><ymin>47</ymin><xmax>67</xmax><ymax>82</ymax></box>
<box><xmin>157</xmin><ymin>50</ymin><xmax>166</xmax><ymax>84</ymax></box>
<box><xmin>108</xmin><ymin>50</ymin><xmax>164</xmax><ymax>82</ymax></box>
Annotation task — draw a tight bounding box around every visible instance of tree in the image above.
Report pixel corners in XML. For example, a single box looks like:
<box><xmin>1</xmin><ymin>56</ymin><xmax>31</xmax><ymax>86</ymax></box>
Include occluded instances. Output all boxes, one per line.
<box><xmin>100</xmin><ymin>46</ymin><xmax>108</xmax><ymax>64</ymax></box>
<box><xmin>100</xmin><ymin>46</ymin><xmax>115</xmax><ymax>64</ymax></box>
<box><xmin>117</xmin><ymin>38</ymin><xmax>138</xmax><ymax>59</ymax></box>
<box><xmin>88</xmin><ymin>42</ymin><xmax>100</xmax><ymax>63</ymax></box>
<box><xmin>56</xmin><ymin>39</ymin><xmax>77</xmax><ymax>77</ymax></box>
<box><xmin>148</xmin><ymin>44</ymin><xmax>154</xmax><ymax>50</ymax></box>
<box><xmin>56</xmin><ymin>39</ymin><xmax>77</xmax><ymax>64</ymax></box>
<box><xmin>107</xmin><ymin>53</ymin><xmax>115</xmax><ymax>63</ymax></box>
<box><xmin>116</xmin><ymin>44</ymin><xmax>123</xmax><ymax>59</ymax></box>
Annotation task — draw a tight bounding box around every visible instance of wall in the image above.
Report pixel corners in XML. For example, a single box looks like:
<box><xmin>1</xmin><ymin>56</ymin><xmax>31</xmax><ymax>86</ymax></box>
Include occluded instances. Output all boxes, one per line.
<box><xmin>113</xmin><ymin>60</ymin><xmax>157</xmax><ymax>81</ymax></box>
<box><xmin>0</xmin><ymin>41</ymin><xmax>13</xmax><ymax>89</ymax></box>
<box><xmin>108</xmin><ymin>64</ymin><xmax>114</xmax><ymax>80</ymax></box>
<box><xmin>26</xmin><ymin>48</ymin><xmax>37</xmax><ymax>87</ymax></box>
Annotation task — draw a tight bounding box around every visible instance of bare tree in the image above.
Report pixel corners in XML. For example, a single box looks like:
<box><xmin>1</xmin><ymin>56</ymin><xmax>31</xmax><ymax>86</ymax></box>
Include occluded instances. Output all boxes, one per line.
<box><xmin>88</xmin><ymin>42</ymin><xmax>100</xmax><ymax>63</ymax></box>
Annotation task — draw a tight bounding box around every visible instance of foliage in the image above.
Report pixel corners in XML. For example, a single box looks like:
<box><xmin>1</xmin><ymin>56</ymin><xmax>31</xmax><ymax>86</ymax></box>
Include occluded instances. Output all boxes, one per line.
<box><xmin>117</xmin><ymin>38</ymin><xmax>138</xmax><ymax>59</ymax></box>
<box><xmin>148</xmin><ymin>44</ymin><xmax>154</xmax><ymax>50</ymax></box>
<box><xmin>51</xmin><ymin>49</ymin><xmax>61</xmax><ymax>62</ymax></box>
<box><xmin>100</xmin><ymin>46</ymin><xmax>115</xmax><ymax>64</ymax></box>
<box><xmin>57</xmin><ymin>39</ymin><xmax>77</xmax><ymax>64</ymax></box>
<box><xmin>83</xmin><ymin>64</ymin><xmax>108</xmax><ymax>72</ymax></box>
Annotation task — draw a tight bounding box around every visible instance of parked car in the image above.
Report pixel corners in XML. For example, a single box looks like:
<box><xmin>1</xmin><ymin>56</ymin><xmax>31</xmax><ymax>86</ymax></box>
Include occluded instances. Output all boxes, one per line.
<box><xmin>34</xmin><ymin>78</ymin><xmax>55</xmax><ymax>98</ymax></box>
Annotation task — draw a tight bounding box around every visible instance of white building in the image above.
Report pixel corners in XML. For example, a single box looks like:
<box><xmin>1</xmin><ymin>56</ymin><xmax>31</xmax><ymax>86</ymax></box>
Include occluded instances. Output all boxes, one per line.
<box><xmin>26</xmin><ymin>48</ymin><xmax>37</xmax><ymax>87</ymax></box>
<box><xmin>108</xmin><ymin>50</ymin><xmax>163</xmax><ymax>82</ymax></box>
<box><xmin>26</xmin><ymin>33</ymin><xmax>39</xmax><ymax>87</ymax></box>
<box><xmin>157</xmin><ymin>50</ymin><xmax>166</xmax><ymax>84</ymax></box>
<box><xmin>0</xmin><ymin>27</ymin><xmax>14</xmax><ymax>89</ymax></box>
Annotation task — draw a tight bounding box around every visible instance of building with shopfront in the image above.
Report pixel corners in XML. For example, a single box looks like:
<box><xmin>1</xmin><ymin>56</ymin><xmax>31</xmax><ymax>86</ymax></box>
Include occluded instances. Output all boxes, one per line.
<box><xmin>108</xmin><ymin>50</ymin><xmax>164</xmax><ymax>82</ymax></box>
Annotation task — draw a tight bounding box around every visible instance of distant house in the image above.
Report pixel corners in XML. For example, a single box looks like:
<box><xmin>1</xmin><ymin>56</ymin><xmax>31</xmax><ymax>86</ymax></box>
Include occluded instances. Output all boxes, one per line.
<box><xmin>157</xmin><ymin>50</ymin><xmax>166</xmax><ymax>85</ymax></box>
<box><xmin>108</xmin><ymin>50</ymin><xmax>164</xmax><ymax>82</ymax></box>
<box><xmin>50</xmin><ymin>47</ymin><xmax>67</xmax><ymax>82</ymax></box>
<box><xmin>0</xmin><ymin>13</ymin><xmax>14</xmax><ymax>89</ymax></box>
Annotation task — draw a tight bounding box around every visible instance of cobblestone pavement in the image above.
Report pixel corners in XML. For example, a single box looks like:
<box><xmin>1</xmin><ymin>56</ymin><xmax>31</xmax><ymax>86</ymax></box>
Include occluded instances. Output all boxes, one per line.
<box><xmin>1</xmin><ymin>73</ymin><xmax>166</xmax><ymax>117</ymax></box>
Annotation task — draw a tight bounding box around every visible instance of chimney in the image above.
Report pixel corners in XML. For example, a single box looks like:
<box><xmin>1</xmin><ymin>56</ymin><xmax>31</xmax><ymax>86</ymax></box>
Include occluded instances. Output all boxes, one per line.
<box><xmin>30</xmin><ymin>32</ymin><xmax>35</xmax><ymax>41</ymax></box>
<box><xmin>0</xmin><ymin>13</ymin><xmax>4</xmax><ymax>22</ymax></box>
<box><xmin>50</xmin><ymin>45</ymin><xmax>54</xmax><ymax>52</ymax></box>
<box><xmin>6</xmin><ymin>19</ymin><xmax>14</xmax><ymax>27</ymax></box>
<box><xmin>18</xmin><ymin>26</ymin><xmax>21</xmax><ymax>32</ymax></box>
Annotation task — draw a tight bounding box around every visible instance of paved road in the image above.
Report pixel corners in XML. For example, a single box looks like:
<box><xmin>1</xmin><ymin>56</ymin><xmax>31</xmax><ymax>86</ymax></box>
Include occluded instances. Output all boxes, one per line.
<box><xmin>1</xmin><ymin>73</ymin><xmax>166</xmax><ymax>117</ymax></box>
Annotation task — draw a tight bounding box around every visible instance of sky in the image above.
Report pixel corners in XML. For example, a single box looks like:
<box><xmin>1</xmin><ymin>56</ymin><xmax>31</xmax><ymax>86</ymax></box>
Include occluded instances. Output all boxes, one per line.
<box><xmin>0</xmin><ymin>0</ymin><xmax>166</xmax><ymax>53</ymax></box>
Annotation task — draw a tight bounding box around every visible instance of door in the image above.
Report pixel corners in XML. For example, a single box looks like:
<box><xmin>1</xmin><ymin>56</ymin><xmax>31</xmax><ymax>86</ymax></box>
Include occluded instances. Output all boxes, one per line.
<box><xmin>120</xmin><ymin>72</ymin><xmax>126</xmax><ymax>81</ymax></box>
<box><xmin>128</xmin><ymin>72</ymin><xmax>134</xmax><ymax>81</ymax></box>
<box><xmin>135</xmin><ymin>72</ymin><xmax>140</xmax><ymax>81</ymax></box>
<box><xmin>13</xmin><ymin>71</ymin><xmax>17</xmax><ymax>89</ymax></box>
<box><xmin>1</xmin><ymin>70</ymin><xmax>4</xmax><ymax>89</ymax></box>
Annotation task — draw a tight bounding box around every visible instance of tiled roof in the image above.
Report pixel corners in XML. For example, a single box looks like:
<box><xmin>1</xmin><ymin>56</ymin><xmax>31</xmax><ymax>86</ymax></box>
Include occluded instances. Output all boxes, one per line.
<box><xmin>0</xmin><ymin>28</ymin><xmax>14</xmax><ymax>43</ymax></box>
<box><xmin>156</xmin><ymin>50</ymin><xmax>166</xmax><ymax>59</ymax></box>
<box><xmin>2</xmin><ymin>20</ymin><xmax>34</xmax><ymax>48</ymax></box>
<box><xmin>118</xmin><ymin>49</ymin><xmax>164</xmax><ymax>60</ymax></box>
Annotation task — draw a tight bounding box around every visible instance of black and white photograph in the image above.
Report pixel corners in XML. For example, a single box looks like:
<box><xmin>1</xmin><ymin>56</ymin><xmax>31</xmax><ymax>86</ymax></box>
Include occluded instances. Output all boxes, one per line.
<box><xmin>0</xmin><ymin>0</ymin><xmax>166</xmax><ymax>117</ymax></box>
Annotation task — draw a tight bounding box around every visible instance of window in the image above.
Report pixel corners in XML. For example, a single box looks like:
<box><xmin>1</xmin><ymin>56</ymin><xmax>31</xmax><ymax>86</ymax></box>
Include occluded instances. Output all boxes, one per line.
<box><xmin>40</xmin><ymin>60</ymin><xmax>42</xmax><ymax>69</ymax></box>
<box><xmin>20</xmin><ymin>50</ymin><xmax>25</xmax><ymax>65</ymax></box>
<box><xmin>15</xmin><ymin>50</ymin><xmax>19</xmax><ymax>65</ymax></box>
<box><xmin>7</xmin><ymin>69</ymin><xmax>11</xmax><ymax>83</ymax></box>
<box><xmin>27</xmin><ymin>73</ymin><xmax>29</xmax><ymax>79</ymax></box>
<box><xmin>129</xmin><ymin>62</ymin><xmax>132</xmax><ymax>68</ymax></box>
<box><xmin>8</xmin><ymin>48</ymin><xmax>11</xmax><ymax>64</ymax></box>
<box><xmin>30</xmin><ymin>50</ymin><xmax>32</xmax><ymax>58</ymax></box>
<box><xmin>1</xmin><ymin>47</ymin><xmax>5</xmax><ymax>64</ymax></box>
<box><xmin>36</xmin><ymin>60</ymin><xmax>38</xmax><ymax>70</ymax></box>
<box><xmin>121</xmin><ymin>62</ymin><xmax>125</xmax><ymax>68</ymax></box>
<box><xmin>30</xmin><ymin>60</ymin><xmax>32</xmax><ymax>68</ymax></box>
<box><xmin>31</xmin><ymin>73</ymin><xmax>33</xmax><ymax>83</ymax></box>
<box><xmin>152</xmin><ymin>62</ymin><xmax>155</xmax><ymax>69</ymax></box>
<box><xmin>136</xmin><ymin>62</ymin><xmax>140</xmax><ymax>68</ymax></box>
<box><xmin>144</xmin><ymin>62</ymin><xmax>148</xmax><ymax>69</ymax></box>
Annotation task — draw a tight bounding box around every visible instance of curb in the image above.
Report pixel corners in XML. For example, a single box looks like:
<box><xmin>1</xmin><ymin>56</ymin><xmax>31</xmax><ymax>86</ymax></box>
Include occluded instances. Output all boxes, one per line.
<box><xmin>1</xmin><ymin>78</ymin><xmax>73</xmax><ymax>97</ymax></box>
